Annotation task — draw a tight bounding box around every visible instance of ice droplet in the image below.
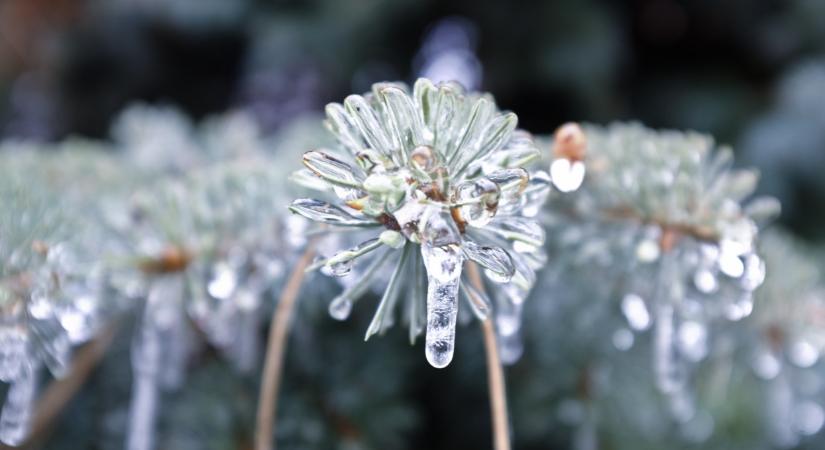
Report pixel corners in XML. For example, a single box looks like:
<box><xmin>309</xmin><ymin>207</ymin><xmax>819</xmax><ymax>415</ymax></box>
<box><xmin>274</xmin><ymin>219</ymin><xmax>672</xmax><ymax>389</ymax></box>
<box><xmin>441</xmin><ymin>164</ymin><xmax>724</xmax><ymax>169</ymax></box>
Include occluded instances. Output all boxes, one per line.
<box><xmin>0</xmin><ymin>365</ymin><xmax>38</xmax><ymax>446</ymax></box>
<box><xmin>550</xmin><ymin>158</ymin><xmax>585</xmax><ymax>192</ymax></box>
<box><xmin>323</xmin><ymin>260</ymin><xmax>351</xmax><ymax>276</ymax></box>
<box><xmin>753</xmin><ymin>350</ymin><xmax>782</xmax><ymax>380</ymax></box>
<box><xmin>621</xmin><ymin>294</ymin><xmax>651</xmax><ymax>331</ymax></box>
<box><xmin>328</xmin><ymin>296</ymin><xmax>353</xmax><ymax>321</ymax></box>
<box><xmin>486</xmin><ymin>168</ymin><xmax>529</xmax><ymax>214</ymax></box>
<box><xmin>456</xmin><ymin>178</ymin><xmax>500</xmax><ymax>228</ymax></box>
<box><xmin>789</xmin><ymin>340</ymin><xmax>819</xmax><ymax>368</ymax></box>
<box><xmin>794</xmin><ymin>401</ymin><xmax>825</xmax><ymax>436</ymax></box>
<box><xmin>462</xmin><ymin>239</ymin><xmax>514</xmax><ymax>283</ymax></box>
<box><xmin>421</xmin><ymin>244</ymin><xmax>463</xmax><ymax>368</ymax></box>
<box><xmin>677</xmin><ymin>321</ymin><xmax>708</xmax><ymax>362</ymax></box>
<box><xmin>693</xmin><ymin>269</ymin><xmax>718</xmax><ymax>294</ymax></box>
<box><xmin>612</xmin><ymin>328</ymin><xmax>635</xmax><ymax>351</ymax></box>
<box><xmin>207</xmin><ymin>263</ymin><xmax>237</xmax><ymax>300</ymax></box>
<box><xmin>718</xmin><ymin>249</ymin><xmax>745</xmax><ymax>278</ymax></box>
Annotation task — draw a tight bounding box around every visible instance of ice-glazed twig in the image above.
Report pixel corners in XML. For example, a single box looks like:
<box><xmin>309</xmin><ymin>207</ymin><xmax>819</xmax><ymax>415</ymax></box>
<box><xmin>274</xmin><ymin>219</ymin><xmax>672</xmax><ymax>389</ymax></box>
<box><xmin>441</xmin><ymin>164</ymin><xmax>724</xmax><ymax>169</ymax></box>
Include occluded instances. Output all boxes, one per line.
<box><xmin>255</xmin><ymin>239</ymin><xmax>318</xmax><ymax>450</ymax></box>
<box><xmin>467</xmin><ymin>263</ymin><xmax>511</xmax><ymax>450</ymax></box>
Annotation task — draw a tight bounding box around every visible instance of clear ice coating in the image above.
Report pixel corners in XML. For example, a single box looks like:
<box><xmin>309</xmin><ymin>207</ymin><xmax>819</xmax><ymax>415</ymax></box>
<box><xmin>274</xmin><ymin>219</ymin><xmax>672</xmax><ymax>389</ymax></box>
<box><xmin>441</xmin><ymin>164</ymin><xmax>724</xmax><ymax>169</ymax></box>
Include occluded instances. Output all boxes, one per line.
<box><xmin>421</xmin><ymin>244</ymin><xmax>464</xmax><ymax>368</ymax></box>
<box><xmin>0</xmin><ymin>364</ymin><xmax>38</xmax><ymax>446</ymax></box>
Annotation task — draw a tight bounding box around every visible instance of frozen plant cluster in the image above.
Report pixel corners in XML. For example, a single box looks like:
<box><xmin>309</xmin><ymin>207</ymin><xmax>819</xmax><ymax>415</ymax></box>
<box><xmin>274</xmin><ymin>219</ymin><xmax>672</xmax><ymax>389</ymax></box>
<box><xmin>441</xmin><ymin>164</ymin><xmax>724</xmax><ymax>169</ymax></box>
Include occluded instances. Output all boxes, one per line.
<box><xmin>542</xmin><ymin>122</ymin><xmax>779</xmax><ymax>416</ymax></box>
<box><xmin>0</xmin><ymin>163</ymin><xmax>105</xmax><ymax>446</ymax></box>
<box><xmin>290</xmin><ymin>79</ymin><xmax>553</xmax><ymax>368</ymax></box>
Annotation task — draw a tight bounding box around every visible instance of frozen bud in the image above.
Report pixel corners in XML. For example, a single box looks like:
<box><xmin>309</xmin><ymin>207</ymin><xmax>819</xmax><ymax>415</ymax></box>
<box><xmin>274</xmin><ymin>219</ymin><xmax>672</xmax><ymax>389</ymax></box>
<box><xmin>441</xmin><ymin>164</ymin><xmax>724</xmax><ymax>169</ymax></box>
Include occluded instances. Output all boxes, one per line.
<box><xmin>553</xmin><ymin>122</ymin><xmax>586</xmax><ymax>161</ymax></box>
<box><xmin>411</xmin><ymin>145</ymin><xmax>436</xmax><ymax>171</ymax></box>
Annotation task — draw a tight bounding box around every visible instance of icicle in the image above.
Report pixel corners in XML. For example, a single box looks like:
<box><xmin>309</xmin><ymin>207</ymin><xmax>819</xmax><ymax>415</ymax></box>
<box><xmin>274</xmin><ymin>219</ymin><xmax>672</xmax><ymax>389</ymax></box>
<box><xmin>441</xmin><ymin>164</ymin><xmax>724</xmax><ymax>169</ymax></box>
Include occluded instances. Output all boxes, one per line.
<box><xmin>498</xmin><ymin>330</ymin><xmax>523</xmax><ymax>365</ymax></box>
<box><xmin>231</xmin><ymin>307</ymin><xmax>260</xmax><ymax>373</ymax></box>
<box><xmin>653</xmin><ymin>251</ymin><xmax>687</xmax><ymax>395</ymax></box>
<box><xmin>572</xmin><ymin>406</ymin><xmax>597</xmax><ymax>450</ymax></box>
<box><xmin>0</xmin><ymin>364</ymin><xmax>38</xmax><ymax>446</ymax></box>
<box><xmin>421</xmin><ymin>244</ymin><xmax>463</xmax><ymax>368</ymax></box>
<box><xmin>653</xmin><ymin>301</ymin><xmax>686</xmax><ymax>395</ymax></box>
<box><xmin>126</xmin><ymin>275</ymin><xmax>184</xmax><ymax>450</ymax></box>
<box><xmin>767</xmin><ymin>372</ymin><xmax>797</xmax><ymax>448</ymax></box>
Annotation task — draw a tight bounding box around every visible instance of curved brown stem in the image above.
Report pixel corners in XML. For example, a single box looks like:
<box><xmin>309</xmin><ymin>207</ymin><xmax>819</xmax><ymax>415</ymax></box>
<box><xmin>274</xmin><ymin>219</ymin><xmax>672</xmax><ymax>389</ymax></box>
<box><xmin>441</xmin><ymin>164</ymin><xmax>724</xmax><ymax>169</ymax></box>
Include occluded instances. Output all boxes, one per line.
<box><xmin>466</xmin><ymin>263</ymin><xmax>511</xmax><ymax>450</ymax></box>
<box><xmin>254</xmin><ymin>240</ymin><xmax>317</xmax><ymax>450</ymax></box>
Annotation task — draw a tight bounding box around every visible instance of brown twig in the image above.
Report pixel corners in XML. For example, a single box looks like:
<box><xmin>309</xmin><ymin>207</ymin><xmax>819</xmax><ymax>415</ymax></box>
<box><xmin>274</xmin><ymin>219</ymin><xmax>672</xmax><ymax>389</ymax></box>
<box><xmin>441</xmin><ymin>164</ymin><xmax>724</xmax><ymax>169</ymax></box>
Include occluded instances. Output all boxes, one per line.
<box><xmin>254</xmin><ymin>239</ymin><xmax>318</xmax><ymax>450</ymax></box>
<box><xmin>14</xmin><ymin>323</ymin><xmax>118</xmax><ymax>450</ymax></box>
<box><xmin>466</xmin><ymin>263</ymin><xmax>511</xmax><ymax>450</ymax></box>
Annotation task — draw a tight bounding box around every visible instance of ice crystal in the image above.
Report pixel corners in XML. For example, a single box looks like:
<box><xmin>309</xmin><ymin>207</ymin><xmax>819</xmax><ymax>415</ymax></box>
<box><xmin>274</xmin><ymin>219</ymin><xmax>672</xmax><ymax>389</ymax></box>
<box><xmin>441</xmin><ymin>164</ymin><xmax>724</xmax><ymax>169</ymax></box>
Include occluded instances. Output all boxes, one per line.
<box><xmin>289</xmin><ymin>79</ymin><xmax>550</xmax><ymax>368</ymax></box>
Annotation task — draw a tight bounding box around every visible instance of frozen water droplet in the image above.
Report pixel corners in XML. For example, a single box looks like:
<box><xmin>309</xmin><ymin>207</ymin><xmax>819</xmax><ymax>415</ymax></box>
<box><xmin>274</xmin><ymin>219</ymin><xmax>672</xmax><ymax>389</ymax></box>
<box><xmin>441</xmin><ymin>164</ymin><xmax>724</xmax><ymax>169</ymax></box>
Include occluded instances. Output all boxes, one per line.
<box><xmin>635</xmin><ymin>239</ymin><xmax>660</xmax><ymax>263</ymax></box>
<box><xmin>621</xmin><ymin>294</ymin><xmax>651</xmax><ymax>331</ymax></box>
<box><xmin>208</xmin><ymin>263</ymin><xmax>237</xmax><ymax>300</ymax></box>
<box><xmin>59</xmin><ymin>309</ymin><xmax>89</xmax><ymax>343</ymax></box>
<box><xmin>613</xmin><ymin>328</ymin><xmax>635</xmax><ymax>351</ymax></box>
<box><xmin>678</xmin><ymin>321</ymin><xmax>708</xmax><ymax>362</ymax></box>
<box><xmin>329</xmin><ymin>296</ymin><xmax>353</xmax><ymax>321</ymax></box>
<box><xmin>321</xmin><ymin>259</ymin><xmax>353</xmax><ymax>277</ymax></box>
<box><xmin>693</xmin><ymin>269</ymin><xmax>718</xmax><ymax>294</ymax></box>
<box><xmin>422</xmin><ymin>245</ymin><xmax>463</xmax><ymax>368</ymax></box>
<box><xmin>718</xmin><ymin>250</ymin><xmax>745</xmax><ymax>278</ymax></box>
<box><xmin>753</xmin><ymin>350</ymin><xmax>782</xmax><ymax>380</ymax></box>
<box><xmin>462</xmin><ymin>240</ymin><xmax>514</xmax><ymax>283</ymax></box>
<box><xmin>456</xmin><ymin>178</ymin><xmax>500</xmax><ymax>228</ymax></box>
<box><xmin>795</xmin><ymin>401</ymin><xmax>825</xmax><ymax>436</ymax></box>
<box><xmin>741</xmin><ymin>253</ymin><xmax>766</xmax><ymax>291</ymax></box>
<box><xmin>790</xmin><ymin>340</ymin><xmax>819</xmax><ymax>368</ymax></box>
<box><xmin>550</xmin><ymin>158</ymin><xmax>585</xmax><ymax>192</ymax></box>
<box><xmin>486</xmin><ymin>168</ymin><xmax>529</xmax><ymax>214</ymax></box>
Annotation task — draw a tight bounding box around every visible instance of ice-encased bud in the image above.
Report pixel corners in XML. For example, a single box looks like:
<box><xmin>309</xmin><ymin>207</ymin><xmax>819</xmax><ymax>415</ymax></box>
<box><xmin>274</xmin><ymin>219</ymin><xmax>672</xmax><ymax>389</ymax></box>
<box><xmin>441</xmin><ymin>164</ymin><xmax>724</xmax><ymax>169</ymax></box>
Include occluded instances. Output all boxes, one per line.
<box><xmin>455</xmin><ymin>177</ymin><xmax>500</xmax><ymax>228</ymax></box>
<box><xmin>411</xmin><ymin>145</ymin><xmax>436</xmax><ymax>172</ymax></box>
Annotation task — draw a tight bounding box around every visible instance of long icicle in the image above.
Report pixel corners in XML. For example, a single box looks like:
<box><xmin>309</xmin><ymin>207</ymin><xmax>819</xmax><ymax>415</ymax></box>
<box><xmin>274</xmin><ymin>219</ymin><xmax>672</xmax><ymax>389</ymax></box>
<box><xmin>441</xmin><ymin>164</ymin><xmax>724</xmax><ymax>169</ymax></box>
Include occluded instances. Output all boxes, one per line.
<box><xmin>466</xmin><ymin>263</ymin><xmax>511</xmax><ymax>450</ymax></box>
<box><xmin>126</xmin><ymin>275</ymin><xmax>184</xmax><ymax>450</ymax></box>
<box><xmin>255</xmin><ymin>239</ymin><xmax>317</xmax><ymax>450</ymax></box>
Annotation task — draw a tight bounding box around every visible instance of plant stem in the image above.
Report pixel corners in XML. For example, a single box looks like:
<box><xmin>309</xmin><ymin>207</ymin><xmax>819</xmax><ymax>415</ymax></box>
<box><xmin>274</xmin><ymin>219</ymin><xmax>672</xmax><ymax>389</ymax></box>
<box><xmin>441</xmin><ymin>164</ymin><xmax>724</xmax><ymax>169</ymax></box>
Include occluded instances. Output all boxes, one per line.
<box><xmin>466</xmin><ymin>263</ymin><xmax>511</xmax><ymax>450</ymax></box>
<box><xmin>255</xmin><ymin>239</ymin><xmax>317</xmax><ymax>450</ymax></box>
